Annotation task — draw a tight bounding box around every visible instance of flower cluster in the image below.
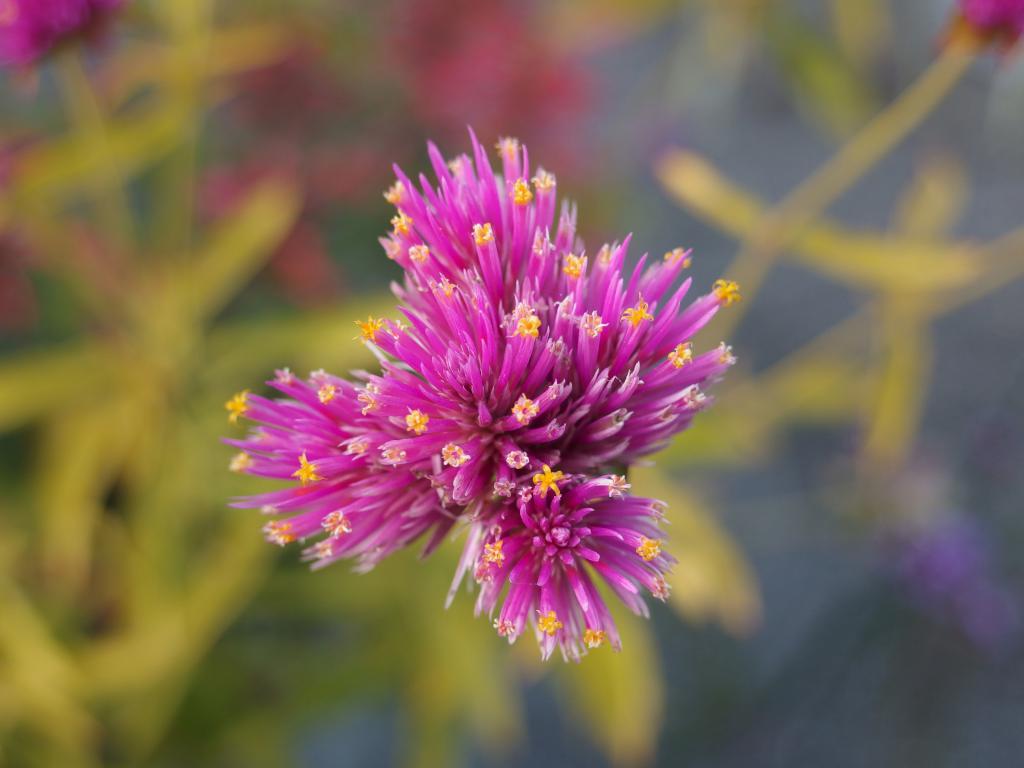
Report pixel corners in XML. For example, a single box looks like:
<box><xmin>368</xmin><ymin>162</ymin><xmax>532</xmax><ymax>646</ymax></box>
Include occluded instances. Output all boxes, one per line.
<box><xmin>0</xmin><ymin>0</ymin><xmax>124</xmax><ymax>67</ymax></box>
<box><xmin>950</xmin><ymin>0</ymin><xmax>1024</xmax><ymax>48</ymax></box>
<box><xmin>227</xmin><ymin>132</ymin><xmax>738</xmax><ymax>660</ymax></box>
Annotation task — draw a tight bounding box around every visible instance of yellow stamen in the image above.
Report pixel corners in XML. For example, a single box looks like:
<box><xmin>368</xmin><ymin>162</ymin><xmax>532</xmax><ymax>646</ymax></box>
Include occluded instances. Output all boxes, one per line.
<box><xmin>596</xmin><ymin>244</ymin><xmax>612</xmax><ymax>264</ymax></box>
<box><xmin>512</xmin><ymin>178</ymin><xmax>533</xmax><ymax>205</ymax></box>
<box><xmin>383</xmin><ymin>181</ymin><xmax>403</xmax><ymax>205</ymax></box>
<box><xmin>583</xmin><ymin>628</ymin><xmax>607</xmax><ymax>649</ymax></box>
<box><xmin>473</xmin><ymin>222</ymin><xmax>494</xmax><ymax>246</ymax></box>
<box><xmin>264</xmin><ymin>520</ymin><xmax>294</xmax><ymax>546</ymax></box>
<box><xmin>434</xmin><ymin>276</ymin><xmax>456</xmax><ymax>298</ymax></box>
<box><xmin>408</xmin><ymin>244</ymin><xmax>430</xmax><ymax>263</ymax></box>
<box><xmin>345</xmin><ymin>437</ymin><xmax>370</xmax><ymax>455</ymax></box>
<box><xmin>357</xmin><ymin>389</ymin><xmax>378</xmax><ymax>415</ymax></box>
<box><xmin>531</xmin><ymin>169</ymin><xmax>555</xmax><ymax>191</ymax></box>
<box><xmin>318</xmin><ymin>383</ymin><xmax>337</xmax><ymax>404</ymax></box>
<box><xmin>512</xmin><ymin>395</ymin><xmax>539</xmax><ymax>425</ymax></box>
<box><xmin>580</xmin><ymin>311</ymin><xmax>606</xmax><ymax>339</ymax></box>
<box><xmin>405</xmin><ymin>408</ymin><xmax>429</xmax><ymax>435</ymax></box>
<box><xmin>668</xmin><ymin>342</ymin><xmax>693</xmax><ymax>368</ymax></box>
<box><xmin>664</xmin><ymin>247</ymin><xmax>692</xmax><ymax>267</ymax></box>
<box><xmin>563</xmin><ymin>253</ymin><xmax>586</xmax><ymax>279</ymax></box>
<box><xmin>514</xmin><ymin>313</ymin><xmax>541</xmax><ymax>338</ymax></box>
<box><xmin>391</xmin><ymin>212</ymin><xmax>413</xmax><ymax>236</ymax></box>
<box><xmin>622</xmin><ymin>296</ymin><xmax>654</xmax><ymax>327</ymax></box>
<box><xmin>713</xmin><ymin>279</ymin><xmax>742</xmax><ymax>306</ymax></box>
<box><xmin>496</xmin><ymin>136</ymin><xmax>520</xmax><ymax>156</ymax></box>
<box><xmin>636</xmin><ymin>537</ymin><xmax>662</xmax><ymax>562</ymax></box>
<box><xmin>225</xmin><ymin>390</ymin><xmax>250</xmax><ymax>424</ymax></box>
<box><xmin>381</xmin><ymin>446</ymin><xmax>407</xmax><ymax>464</ymax></box>
<box><xmin>442</xmin><ymin>443</ymin><xmax>470</xmax><ymax>467</ymax></box>
<box><xmin>537</xmin><ymin>610</ymin><xmax>563</xmax><ymax>636</ymax></box>
<box><xmin>482</xmin><ymin>539</ymin><xmax>505</xmax><ymax>566</ymax></box>
<box><xmin>383</xmin><ymin>239</ymin><xmax>401</xmax><ymax>260</ymax></box>
<box><xmin>532</xmin><ymin>464</ymin><xmax>565</xmax><ymax>497</ymax></box>
<box><xmin>229</xmin><ymin>452</ymin><xmax>252</xmax><ymax>473</ymax></box>
<box><xmin>321</xmin><ymin>510</ymin><xmax>352</xmax><ymax>537</ymax></box>
<box><xmin>293</xmin><ymin>452</ymin><xmax>322</xmax><ymax>485</ymax></box>
<box><xmin>355</xmin><ymin>316</ymin><xmax>385</xmax><ymax>343</ymax></box>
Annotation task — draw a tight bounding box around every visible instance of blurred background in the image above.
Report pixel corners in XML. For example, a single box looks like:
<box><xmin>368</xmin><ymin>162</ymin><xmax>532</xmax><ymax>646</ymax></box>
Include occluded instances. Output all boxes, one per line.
<box><xmin>1</xmin><ymin>0</ymin><xmax>1023</xmax><ymax>766</ymax></box>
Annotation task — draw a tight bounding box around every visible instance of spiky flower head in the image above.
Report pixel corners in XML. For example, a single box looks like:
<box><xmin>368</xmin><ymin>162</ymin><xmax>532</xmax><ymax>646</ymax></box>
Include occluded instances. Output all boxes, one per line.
<box><xmin>0</xmin><ymin>0</ymin><xmax>124</xmax><ymax>67</ymax></box>
<box><xmin>228</xmin><ymin>132</ymin><xmax>737</xmax><ymax>658</ymax></box>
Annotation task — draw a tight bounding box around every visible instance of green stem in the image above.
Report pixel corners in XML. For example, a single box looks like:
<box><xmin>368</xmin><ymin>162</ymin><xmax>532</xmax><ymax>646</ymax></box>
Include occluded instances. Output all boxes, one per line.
<box><xmin>54</xmin><ymin>51</ymin><xmax>135</xmax><ymax>249</ymax></box>
<box><xmin>718</xmin><ymin>47</ymin><xmax>973</xmax><ymax>338</ymax></box>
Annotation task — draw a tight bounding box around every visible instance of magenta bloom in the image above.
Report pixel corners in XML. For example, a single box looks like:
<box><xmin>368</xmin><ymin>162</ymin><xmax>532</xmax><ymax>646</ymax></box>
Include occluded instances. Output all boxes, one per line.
<box><xmin>956</xmin><ymin>0</ymin><xmax>1024</xmax><ymax>42</ymax></box>
<box><xmin>228</xmin><ymin>132</ymin><xmax>737</xmax><ymax>658</ymax></box>
<box><xmin>0</xmin><ymin>0</ymin><xmax>123</xmax><ymax>67</ymax></box>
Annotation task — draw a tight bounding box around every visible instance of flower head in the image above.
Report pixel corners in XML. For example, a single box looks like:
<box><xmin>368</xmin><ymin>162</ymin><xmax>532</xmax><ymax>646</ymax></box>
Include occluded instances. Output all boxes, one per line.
<box><xmin>228</xmin><ymin>132</ymin><xmax>734</xmax><ymax>658</ymax></box>
<box><xmin>950</xmin><ymin>0</ymin><xmax>1024</xmax><ymax>49</ymax></box>
<box><xmin>469</xmin><ymin>476</ymin><xmax>675</xmax><ymax>660</ymax></box>
<box><xmin>0</xmin><ymin>0</ymin><xmax>124</xmax><ymax>67</ymax></box>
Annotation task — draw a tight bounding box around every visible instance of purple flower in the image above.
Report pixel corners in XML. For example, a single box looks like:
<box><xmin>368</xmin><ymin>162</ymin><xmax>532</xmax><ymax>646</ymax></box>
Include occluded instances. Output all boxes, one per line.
<box><xmin>889</xmin><ymin>516</ymin><xmax>1020</xmax><ymax>652</ymax></box>
<box><xmin>228</xmin><ymin>132</ymin><xmax>736</xmax><ymax>657</ymax></box>
<box><xmin>961</xmin><ymin>0</ymin><xmax>1024</xmax><ymax>33</ymax></box>
<box><xmin>0</xmin><ymin>0</ymin><xmax>123</xmax><ymax>67</ymax></box>
<box><xmin>467</xmin><ymin>475</ymin><xmax>674</xmax><ymax>661</ymax></box>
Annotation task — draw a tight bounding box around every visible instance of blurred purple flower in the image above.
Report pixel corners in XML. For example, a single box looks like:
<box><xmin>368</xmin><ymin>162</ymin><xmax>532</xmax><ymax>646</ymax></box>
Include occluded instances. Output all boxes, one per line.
<box><xmin>961</xmin><ymin>0</ymin><xmax>1024</xmax><ymax>34</ymax></box>
<box><xmin>890</xmin><ymin>516</ymin><xmax>1020</xmax><ymax>652</ymax></box>
<box><xmin>947</xmin><ymin>0</ymin><xmax>1024</xmax><ymax>49</ymax></box>
<box><xmin>227</xmin><ymin>133</ymin><xmax>737</xmax><ymax>659</ymax></box>
<box><xmin>0</xmin><ymin>0</ymin><xmax>123</xmax><ymax>67</ymax></box>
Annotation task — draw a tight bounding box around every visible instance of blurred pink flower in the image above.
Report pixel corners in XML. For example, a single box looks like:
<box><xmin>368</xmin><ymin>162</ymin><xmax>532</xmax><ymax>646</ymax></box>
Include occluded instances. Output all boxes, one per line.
<box><xmin>0</xmin><ymin>0</ymin><xmax>124</xmax><ymax>67</ymax></box>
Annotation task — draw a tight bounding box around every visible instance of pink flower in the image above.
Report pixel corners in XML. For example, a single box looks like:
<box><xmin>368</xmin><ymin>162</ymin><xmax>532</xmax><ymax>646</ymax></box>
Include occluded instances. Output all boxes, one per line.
<box><xmin>228</xmin><ymin>132</ymin><xmax>736</xmax><ymax>658</ymax></box>
<box><xmin>0</xmin><ymin>0</ymin><xmax>124</xmax><ymax>67</ymax></box>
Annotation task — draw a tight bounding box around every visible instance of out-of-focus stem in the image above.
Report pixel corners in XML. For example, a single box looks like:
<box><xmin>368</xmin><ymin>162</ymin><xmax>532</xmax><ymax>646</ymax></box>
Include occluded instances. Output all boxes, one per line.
<box><xmin>54</xmin><ymin>51</ymin><xmax>135</xmax><ymax>248</ymax></box>
<box><xmin>718</xmin><ymin>48</ymin><xmax>974</xmax><ymax>338</ymax></box>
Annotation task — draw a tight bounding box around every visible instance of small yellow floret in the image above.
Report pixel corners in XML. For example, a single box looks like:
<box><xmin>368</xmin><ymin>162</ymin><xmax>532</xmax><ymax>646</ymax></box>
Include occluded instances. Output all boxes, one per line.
<box><xmin>532</xmin><ymin>169</ymin><xmax>555</xmax><ymax>191</ymax></box>
<box><xmin>355</xmin><ymin>316</ymin><xmax>385</xmax><ymax>343</ymax></box>
<box><xmin>512</xmin><ymin>395</ymin><xmax>539</xmax><ymax>425</ymax></box>
<box><xmin>225</xmin><ymin>390</ymin><xmax>250</xmax><ymax>424</ymax></box>
<box><xmin>622</xmin><ymin>296</ymin><xmax>654</xmax><ymax>327</ymax></box>
<box><xmin>636</xmin><ymin>537</ymin><xmax>662</xmax><ymax>562</ymax></box>
<box><xmin>229</xmin><ymin>452</ymin><xmax>252</xmax><ymax>473</ymax></box>
<box><xmin>321</xmin><ymin>510</ymin><xmax>353</xmax><ymax>537</ymax></box>
<box><xmin>664</xmin><ymin>247</ymin><xmax>692</xmax><ymax>267</ymax></box>
<box><xmin>668</xmin><ymin>342</ymin><xmax>693</xmax><ymax>368</ymax></box>
<box><xmin>473</xmin><ymin>222</ymin><xmax>494</xmax><ymax>246</ymax></box>
<box><xmin>442</xmin><ymin>443</ymin><xmax>470</xmax><ymax>467</ymax></box>
<box><xmin>512</xmin><ymin>178</ymin><xmax>533</xmax><ymax>205</ymax></box>
<box><xmin>293</xmin><ymin>452</ymin><xmax>322</xmax><ymax>486</ymax></box>
<box><xmin>514</xmin><ymin>313</ymin><xmax>541</xmax><ymax>338</ymax></box>
<box><xmin>383</xmin><ymin>182</ymin><xmax>403</xmax><ymax>205</ymax></box>
<box><xmin>318</xmin><ymin>383</ymin><xmax>337</xmax><ymax>404</ymax></box>
<box><xmin>408</xmin><ymin>244</ymin><xmax>430</xmax><ymax>263</ymax></box>
<box><xmin>405</xmin><ymin>409</ymin><xmax>429</xmax><ymax>435</ymax></box>
<box><xmin>563</xmin><ymin>253</ymin><xmax>585</xmax><ymax>279</ymax></box>
<box><xmin>482</xmin><ymin>539</ymin><xmax>505</xmax><ymax>566</ymax></box>
<box><xmin>583</xmin><ymin>628</ymin><xmax>607</xmax><ymax>649</ymax></box>
<box><xmin>391</xmin><ymin>212</ymin><xmax>413</xmax><ymax>236</ymax></box>
<box><xmin>532</xmin><ymin>464</ymin><xmax>565</xmax><ymax>497</ymax></box>
<box><xmin>537</xmin><ymin>610</ymin><xmax>563</xmax><ymax>636</ymax></box>
<box><xmin>713</xmin><ymin>279</ymin><xmax>742</xmax><ymax>306</ymax></box>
